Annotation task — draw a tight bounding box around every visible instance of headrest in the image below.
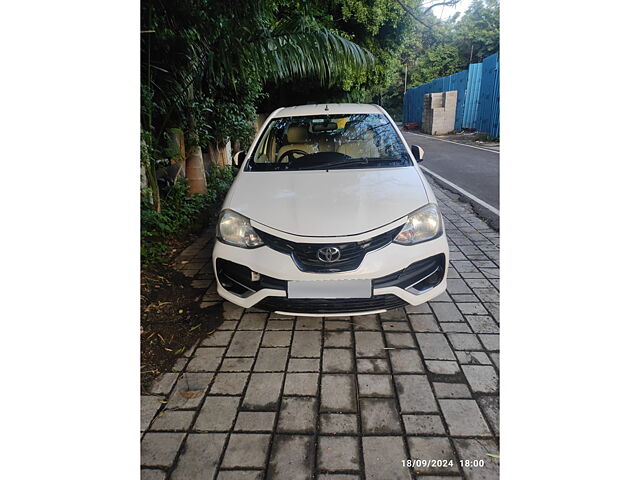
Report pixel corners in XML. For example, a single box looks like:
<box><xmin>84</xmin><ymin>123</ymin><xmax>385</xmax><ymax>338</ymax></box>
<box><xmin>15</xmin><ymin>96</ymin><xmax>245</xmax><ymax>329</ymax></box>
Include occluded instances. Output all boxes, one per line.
<box><xmin>287</xmin><ymin>126</ymin><xmax>308</xmax><ymax>143</ymax></box>
<box><xmin>342</xmin><ymin>123</ymin><xmax>373</xmax><ymax>141</ymax></box>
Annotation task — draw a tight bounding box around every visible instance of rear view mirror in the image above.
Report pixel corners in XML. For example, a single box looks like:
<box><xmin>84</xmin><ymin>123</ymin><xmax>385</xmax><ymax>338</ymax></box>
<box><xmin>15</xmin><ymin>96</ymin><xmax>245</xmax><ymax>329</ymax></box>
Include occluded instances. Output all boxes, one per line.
<box><xmin>311</xmin><ymin>122</ymin><xmax>338</xmax><ymax>132</ymax></box>
<box><xmin>232</xmin><ymin>150</ymin><xmax>245</xmax><ymax>167</ymax></box>
<box><xmin>411</xmin><ymin>145</ymin><xmax>425</xmax><ymax>163</ymax></box>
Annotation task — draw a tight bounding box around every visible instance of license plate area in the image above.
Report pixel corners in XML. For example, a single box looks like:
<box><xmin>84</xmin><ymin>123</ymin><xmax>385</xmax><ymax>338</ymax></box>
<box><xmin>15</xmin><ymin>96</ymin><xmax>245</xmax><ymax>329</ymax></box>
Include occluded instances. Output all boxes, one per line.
<box><xmin>288</xmin><ymin>279</ymin><xmax>372</xmax><ymax>299</ymax></box>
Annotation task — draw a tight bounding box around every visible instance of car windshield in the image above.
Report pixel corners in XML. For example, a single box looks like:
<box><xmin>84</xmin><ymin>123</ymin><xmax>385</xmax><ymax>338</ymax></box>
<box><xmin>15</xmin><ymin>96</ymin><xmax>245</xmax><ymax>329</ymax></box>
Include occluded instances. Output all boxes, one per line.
<box><xmin>245</xmin><ymin>113</ymin><xmax>412</xmax><ymax>171</ymax></box>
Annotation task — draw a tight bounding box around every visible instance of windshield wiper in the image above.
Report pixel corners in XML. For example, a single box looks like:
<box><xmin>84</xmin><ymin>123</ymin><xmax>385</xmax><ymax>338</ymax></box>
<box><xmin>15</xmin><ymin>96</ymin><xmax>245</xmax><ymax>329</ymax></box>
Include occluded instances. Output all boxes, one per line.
<box><xmin>297</xmin><ymin>156</ymin><xmax>403</xmax><ymax>170</ymax></box>
<box><xmin>297</xmin><ymin>158</ymin><xmax>370</xmax><ymax>170</ymax></box>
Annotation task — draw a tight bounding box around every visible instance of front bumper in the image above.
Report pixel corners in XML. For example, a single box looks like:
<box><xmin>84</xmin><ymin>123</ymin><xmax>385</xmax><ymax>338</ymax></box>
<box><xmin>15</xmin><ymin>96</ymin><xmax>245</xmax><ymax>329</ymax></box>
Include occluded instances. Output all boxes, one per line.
<box><xmin>212</xmin><ymin>233</ymin><xmax>448</xmax><ymax>316</ymax></box>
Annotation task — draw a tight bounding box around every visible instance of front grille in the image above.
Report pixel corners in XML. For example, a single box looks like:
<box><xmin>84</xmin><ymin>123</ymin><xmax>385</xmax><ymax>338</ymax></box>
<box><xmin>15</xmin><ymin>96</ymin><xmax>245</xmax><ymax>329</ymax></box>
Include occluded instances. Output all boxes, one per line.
<box><xmin>255</xmin><ymin>294</ymin><xmax>407</xmax><ymax>314</ymax></box>
<box><xmin>256</xmin><ymin>225</ymin><xmax>403</xmax><ymax>273</ymax></box>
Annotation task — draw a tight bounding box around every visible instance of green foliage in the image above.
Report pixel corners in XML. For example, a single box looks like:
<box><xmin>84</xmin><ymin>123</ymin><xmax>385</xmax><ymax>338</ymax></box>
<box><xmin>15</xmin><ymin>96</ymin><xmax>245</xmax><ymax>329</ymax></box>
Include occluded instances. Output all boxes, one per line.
<box><xmin>452</xmin><ymin>0</ymin><xmax>500</xmax><ymax>64</ymax></box>
<box><xmin>142</xmin><ymin>0</ymin><xmax>374</xmax><ymax>154</ymax></box>
<box><xmin>141</xmin><ymin>165</ymin><xmax>235</xmax><ymax>265</ymax></box>
<box><xmin>412</xmin><ymin>44</ymin><xmax>465</xmax><ymax>86</ymax></box>
<box><xmin>331</xmin><ymin>0</ymin><xmax>413</xmax><ymax>91</ymax></box>
<box><xmin>204</xmin><ymin>77</ymin><xmax>266</xmax><ymax>150</ymax></box>
<box><xmin>262</xmin><ymin>0</ymin><xmax>417</xmax><ymax>107</ymax></box>
<box><xmin>161</xmin><ymin>131</ymin><xmax>181</xmax><ymax>160</ymax></box>
<box><xmin>378</xmin><ymin>0</ymin><xmax>499</xmax><ymax>120</ymax></box>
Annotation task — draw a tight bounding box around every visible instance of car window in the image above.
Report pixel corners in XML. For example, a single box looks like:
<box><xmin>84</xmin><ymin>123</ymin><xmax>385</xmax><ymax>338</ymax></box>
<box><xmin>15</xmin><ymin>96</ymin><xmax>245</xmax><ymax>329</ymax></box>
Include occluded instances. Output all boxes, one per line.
<box><xmin>246</xmin><ymin>113</ymin><xmax>412</xmax><ymax>171</ymax></box>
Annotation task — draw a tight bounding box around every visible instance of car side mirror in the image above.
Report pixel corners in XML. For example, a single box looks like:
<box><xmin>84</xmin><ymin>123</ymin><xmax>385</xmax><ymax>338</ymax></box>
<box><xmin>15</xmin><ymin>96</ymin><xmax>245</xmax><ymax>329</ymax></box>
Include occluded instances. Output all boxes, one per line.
<box><xmin>232</xmin><ymin>150</ymin><xmax>245</xmax><ymax>167</ymax></box>
<box><xmin>411</xmin><ymin>145</ymin><xmax>425</xmax><ymax>163</ymax></box>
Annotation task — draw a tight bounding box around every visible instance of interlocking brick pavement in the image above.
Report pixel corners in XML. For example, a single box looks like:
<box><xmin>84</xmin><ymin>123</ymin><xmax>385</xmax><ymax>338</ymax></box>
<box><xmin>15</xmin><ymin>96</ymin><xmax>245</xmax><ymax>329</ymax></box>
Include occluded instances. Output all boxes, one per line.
<box><xmin>141</xmin><ymin>182</ymin><xmax>500</xmax><ymax>479</ymax></box>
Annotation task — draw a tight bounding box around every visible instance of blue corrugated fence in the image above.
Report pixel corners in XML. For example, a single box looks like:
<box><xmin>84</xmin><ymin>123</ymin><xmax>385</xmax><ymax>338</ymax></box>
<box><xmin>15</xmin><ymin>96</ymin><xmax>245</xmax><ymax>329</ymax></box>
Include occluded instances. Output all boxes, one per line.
<box><xmin>462</xmin><ymin>62</ymin><xmax>482</xmax><ymax>129</ymax></box>
<box><xmin>445</xmin><ymin>69</ymin><xmax>468</xmax><ymax>131</ymax></box>
<box><xmin>403</xmin><ymin>53</ymin><xmax>499</xmax><ymax>138</ymax></box>
<box><xmin>476</xmin><ymin>54</ymin><xmax>499</xmax><ymax>137</ymax></box>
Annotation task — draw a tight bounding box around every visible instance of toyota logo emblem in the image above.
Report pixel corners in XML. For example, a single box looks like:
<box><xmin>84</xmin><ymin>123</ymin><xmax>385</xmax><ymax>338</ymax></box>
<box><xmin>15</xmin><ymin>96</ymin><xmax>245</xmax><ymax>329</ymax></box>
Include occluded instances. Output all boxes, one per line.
<box><xmin>317</xmin><ymin>246</ymin><xmax>341</xmax><ymax>263</ymax></box>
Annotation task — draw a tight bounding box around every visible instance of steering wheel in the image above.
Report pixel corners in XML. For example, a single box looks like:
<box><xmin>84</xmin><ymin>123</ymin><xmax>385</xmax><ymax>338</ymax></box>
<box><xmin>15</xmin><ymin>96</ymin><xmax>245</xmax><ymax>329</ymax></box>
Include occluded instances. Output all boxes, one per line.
<box><xmin>277</xmin><ymin>149</ymin><xmax>308</xmax><ymax>164</ymax></box>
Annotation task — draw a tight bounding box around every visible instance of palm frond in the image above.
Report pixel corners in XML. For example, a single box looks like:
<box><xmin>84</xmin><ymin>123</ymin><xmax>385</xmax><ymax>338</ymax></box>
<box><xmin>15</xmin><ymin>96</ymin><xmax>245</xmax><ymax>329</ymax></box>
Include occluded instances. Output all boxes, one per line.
<box><xmin>238</xmin><ymin>28</ymin><xmax>374</xmax><ymax>87</ymax></box>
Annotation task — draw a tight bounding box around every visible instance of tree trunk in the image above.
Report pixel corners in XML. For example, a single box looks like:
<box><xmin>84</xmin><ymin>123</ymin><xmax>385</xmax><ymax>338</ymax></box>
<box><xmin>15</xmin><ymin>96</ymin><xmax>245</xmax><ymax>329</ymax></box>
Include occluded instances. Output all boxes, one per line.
<box><xmin>184</xmin><ymin>85</ymin><xmax>207</xmax><ymax>195</ymax></box>
<box><xmin>207</xmin><ymin>143</ymin><xmax>218</xmax><ymax>169</ymax></box>
<box><xmin>208</xmin><ymin>141</ymin><xmax>228</xmax><ymax>167</ymax></box>
<box><xmin>185</xmin><ymin>145</ymin><xmax>207</xmax><ymax>195</ymax></box>
<box><xmin>169</xmin><ymin>129</ymin><xmax>186</xmax><ymax>181</ymax></box>
<box><xmin>217</xmin><ymin>142</ymin><xmax>228</xmax><ymax>167</ymax></box>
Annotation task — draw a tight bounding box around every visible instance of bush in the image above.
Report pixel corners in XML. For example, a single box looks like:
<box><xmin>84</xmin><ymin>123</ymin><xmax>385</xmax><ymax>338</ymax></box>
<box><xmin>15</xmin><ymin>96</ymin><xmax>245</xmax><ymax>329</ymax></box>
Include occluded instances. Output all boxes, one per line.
<box><xmin>141</xmin><ymin>164</ymin><xmax>235</xmax><ymax>265</ymax></box>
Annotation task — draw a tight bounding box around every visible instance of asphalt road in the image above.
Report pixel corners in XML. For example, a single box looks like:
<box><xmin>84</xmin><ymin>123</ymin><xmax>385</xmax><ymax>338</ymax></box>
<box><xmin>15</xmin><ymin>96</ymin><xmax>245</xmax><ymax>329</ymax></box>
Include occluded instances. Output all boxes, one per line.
<box><xmin>402</xmin><ymin>131</ymin><xmax>500</xmax><ymax>209</ymax></box>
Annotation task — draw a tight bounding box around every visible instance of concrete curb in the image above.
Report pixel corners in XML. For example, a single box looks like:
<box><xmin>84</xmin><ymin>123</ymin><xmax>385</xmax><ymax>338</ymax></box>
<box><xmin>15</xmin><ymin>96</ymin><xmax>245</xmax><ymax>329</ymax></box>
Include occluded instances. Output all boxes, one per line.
<box><xmin>420</xmin><ymin>166</ymin><xmax>500</xmax><ymax>231</ymax></box>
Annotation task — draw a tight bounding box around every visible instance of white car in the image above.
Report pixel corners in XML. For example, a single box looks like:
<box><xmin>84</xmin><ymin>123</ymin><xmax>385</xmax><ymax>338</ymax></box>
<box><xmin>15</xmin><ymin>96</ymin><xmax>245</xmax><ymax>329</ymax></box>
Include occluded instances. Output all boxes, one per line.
<box><xmin>212</xmin><ymin>103</ymin><xmax>449</xmax><ymax>316</ymax></box>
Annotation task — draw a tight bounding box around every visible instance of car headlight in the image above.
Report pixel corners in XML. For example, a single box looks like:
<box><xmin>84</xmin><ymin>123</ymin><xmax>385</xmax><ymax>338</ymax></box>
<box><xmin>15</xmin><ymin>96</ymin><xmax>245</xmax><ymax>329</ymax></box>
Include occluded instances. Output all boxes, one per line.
<box><xmin>216</xmin><ymin>209</ymin><xmax>264</xmax><ymax>248</ymax></box>
<box><xmin>393</xmin><ymin>204</ymin><xmax>442</xmax><ymax>245</ymax></box>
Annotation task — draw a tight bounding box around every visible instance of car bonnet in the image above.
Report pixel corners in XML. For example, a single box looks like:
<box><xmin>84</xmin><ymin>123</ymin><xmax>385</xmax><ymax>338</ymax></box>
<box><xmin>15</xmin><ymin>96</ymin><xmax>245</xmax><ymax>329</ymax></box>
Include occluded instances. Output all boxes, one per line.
<box><xmin>224</xmin><ymin>166</ymin><xmax>430</xmax><ymax>237</ymax></box>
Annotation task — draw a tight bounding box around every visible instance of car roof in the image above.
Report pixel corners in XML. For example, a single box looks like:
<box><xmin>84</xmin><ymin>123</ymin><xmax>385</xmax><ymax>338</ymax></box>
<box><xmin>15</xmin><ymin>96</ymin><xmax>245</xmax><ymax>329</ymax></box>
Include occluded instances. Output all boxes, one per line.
<box><xmin>272</xmin><ymin>103</ymin><xmax>386</xmax><ymax>118</ymax></box>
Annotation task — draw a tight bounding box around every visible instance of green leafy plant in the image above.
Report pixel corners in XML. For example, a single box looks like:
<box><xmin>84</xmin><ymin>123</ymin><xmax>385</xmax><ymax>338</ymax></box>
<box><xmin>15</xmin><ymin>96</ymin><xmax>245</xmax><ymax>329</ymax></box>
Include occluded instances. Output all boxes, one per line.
<box><xmin>141</xmin><ymin>164</ymin><xmax>235</xmax><ymax>265</ymax></box>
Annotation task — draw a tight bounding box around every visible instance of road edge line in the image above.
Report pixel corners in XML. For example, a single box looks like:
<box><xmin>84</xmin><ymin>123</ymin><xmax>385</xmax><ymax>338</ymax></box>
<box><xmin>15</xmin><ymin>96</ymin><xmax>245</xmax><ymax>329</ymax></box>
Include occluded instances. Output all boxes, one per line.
<box><xmin>420</xmin><ymin>165</ymin><xmax>500</xmax><ymax>231</ymax></box>
<box><xmin>404</xmin><ymin>131</ymin><xmax>500</xmax><ymax>153</ymax></box>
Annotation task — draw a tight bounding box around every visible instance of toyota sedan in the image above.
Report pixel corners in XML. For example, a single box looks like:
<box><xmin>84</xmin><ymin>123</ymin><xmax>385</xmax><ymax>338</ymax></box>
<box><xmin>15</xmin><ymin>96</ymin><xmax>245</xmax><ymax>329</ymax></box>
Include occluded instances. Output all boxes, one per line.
<box><xmin>212</xmin><ymin>103</ymin><xmax>449</xmax><ymax>316</ymax></box>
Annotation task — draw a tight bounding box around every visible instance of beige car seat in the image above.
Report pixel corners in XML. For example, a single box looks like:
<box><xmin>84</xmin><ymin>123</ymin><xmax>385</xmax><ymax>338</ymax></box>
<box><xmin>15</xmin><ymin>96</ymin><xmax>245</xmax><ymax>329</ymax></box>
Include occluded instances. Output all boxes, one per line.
<box><xmin>336</xmin><ymin>125</ymin><xmax>378</xmax><ymax>158</ymax></box>
<box><xmin>311</xmin><ymin>132</ymin><xmax>337</xmax><ymax>153</ymax></box>
<box><xmin>276</xmin><ymin>126</ymin><xmax>317</xmax><ymax>162</ymax></box>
